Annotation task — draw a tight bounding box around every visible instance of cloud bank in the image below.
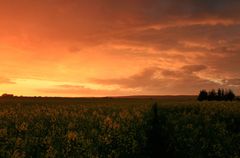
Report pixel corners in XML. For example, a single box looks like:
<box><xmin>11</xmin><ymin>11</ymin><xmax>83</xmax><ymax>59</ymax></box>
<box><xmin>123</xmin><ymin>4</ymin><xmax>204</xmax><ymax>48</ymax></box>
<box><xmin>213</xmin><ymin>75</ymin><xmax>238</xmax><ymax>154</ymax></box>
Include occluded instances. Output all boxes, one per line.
<box><xmin>0</xmin><ymin>0</ymin><xmax>240</xmax><ymax>96</ymax></box>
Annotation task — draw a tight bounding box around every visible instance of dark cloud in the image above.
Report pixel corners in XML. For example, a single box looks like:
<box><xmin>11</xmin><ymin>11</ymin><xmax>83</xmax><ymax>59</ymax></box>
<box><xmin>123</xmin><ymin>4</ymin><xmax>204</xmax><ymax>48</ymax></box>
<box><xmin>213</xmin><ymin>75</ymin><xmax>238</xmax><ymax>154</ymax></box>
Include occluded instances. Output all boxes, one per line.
<box><xmin>1</xmin><ymin>0</ymin><xmax>240</xmax><ymax>45</ymax></box>
<box><xmin>115</xmin><ymin>24</ymin><xmax>240</xmax><ymax>79</ymax></box>
<box><xmin>118</xmin><ymin>24</ymin><xmax>240</xmax><ymax>53</ymax></box>
<box><xmin>93</xmin><ymin>66</ymin><xmax>222</xmax><ymax>95</ymax></box>
<box><xmin>160</xmin><ymin>65</ymin><xmax>207</xmax><ymax>79</ymax></box>
<box><xmin>182</xmin><ymin>65</ymin><xmax>207</xmax><ymax>73</ymax></box>
<box><xmin>93</xmin><ymin>67</ymin><xmax>159</xmax><ymax>89</ymax></box>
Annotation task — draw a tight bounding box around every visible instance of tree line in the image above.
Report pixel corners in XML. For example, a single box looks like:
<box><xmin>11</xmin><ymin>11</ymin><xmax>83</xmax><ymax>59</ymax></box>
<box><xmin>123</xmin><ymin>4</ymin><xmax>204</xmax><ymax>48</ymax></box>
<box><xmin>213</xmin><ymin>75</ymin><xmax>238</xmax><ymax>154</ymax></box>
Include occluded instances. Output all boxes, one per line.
<box><xmin>198</xmin><ymin>89</ymin><xmax>236</xmax><ymax>101</ymax></box>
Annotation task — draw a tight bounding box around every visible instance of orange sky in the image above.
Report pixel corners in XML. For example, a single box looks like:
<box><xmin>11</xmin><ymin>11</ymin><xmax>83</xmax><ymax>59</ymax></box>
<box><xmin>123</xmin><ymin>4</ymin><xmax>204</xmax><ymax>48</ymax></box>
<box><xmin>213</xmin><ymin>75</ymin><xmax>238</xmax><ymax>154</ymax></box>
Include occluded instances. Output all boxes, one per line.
<box><xmin>0</xmin><ymin>0</ymin><xmax>240</xmax><ymax>96</ymax></box>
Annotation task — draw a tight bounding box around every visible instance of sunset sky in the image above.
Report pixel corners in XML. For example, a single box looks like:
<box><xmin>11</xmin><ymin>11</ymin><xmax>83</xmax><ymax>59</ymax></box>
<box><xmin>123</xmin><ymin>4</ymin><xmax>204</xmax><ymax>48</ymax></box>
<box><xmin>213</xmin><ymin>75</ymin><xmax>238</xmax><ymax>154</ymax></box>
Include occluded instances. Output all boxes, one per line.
<box><xmin>0</xmin><ymin>0</ymin><xmax>240</xmax><ymax>96</ymax></box>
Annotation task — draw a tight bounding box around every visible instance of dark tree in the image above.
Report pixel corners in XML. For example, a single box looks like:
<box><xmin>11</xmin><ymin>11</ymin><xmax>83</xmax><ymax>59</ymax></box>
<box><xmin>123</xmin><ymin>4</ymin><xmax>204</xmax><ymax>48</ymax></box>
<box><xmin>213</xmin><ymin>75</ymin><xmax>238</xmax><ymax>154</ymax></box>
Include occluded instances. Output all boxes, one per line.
<box><xmin>217</xmin><ymin>88</ymin><xmax>223</xmax><ymax>101</ymax></box>
<box><xmin>197</xmin><ymin>90</ymin><xmax>208</xmax><ymax>101</ymax></box>
<box><xmin>221</xmin><ymin>89</ymin><xmax>225</xmax><ymax>99</ymax></box>
<box><xmin>197</xmin><ymin>88</ymin><xmax>236</xmax><ymax>101</ymax></box>
<box><xmin>208</xmin><ymin>89</ymin><xmax>217</xmax><ymax>101</ymax></box>
<box><xmin>226</xmin><ymin>89</ymin><xmax>235</xmax><ymax>101</ymax></box>
<box><xmin>1</xmin><ymin>93</ymin><xmax>14</xmax><ymax>98</ymax></box>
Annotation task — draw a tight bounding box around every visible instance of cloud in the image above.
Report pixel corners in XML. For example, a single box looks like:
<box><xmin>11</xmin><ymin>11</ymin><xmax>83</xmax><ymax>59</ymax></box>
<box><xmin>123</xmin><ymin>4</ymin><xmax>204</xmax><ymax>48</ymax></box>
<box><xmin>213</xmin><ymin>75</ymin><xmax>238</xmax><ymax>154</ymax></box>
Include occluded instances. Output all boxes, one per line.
<box><xmin>92</xmin><ymin>66</ymin><xmax>222</xmax><ymax>95</ymax></box>
<box><xmin>1</xmin><ymin>0</ymin><xmax>240</xmax><ymax>96</ymax></box>
<box><xmin>0</xmin><ymin>77</ymin><xmax>15</xmax><ymax>84</ymax></box>
<box><xmin>113</xmin><ymin>23</ymin><xmax>240</xmax><ymax>79</ymax></box>
<box><xmin>182</xmin><ymin>65</ymin><xmax>207</xmax><ymax>73</ymax></box>
<box><xmin>160</xmin><ymin>64</ymin><xmax>207</xmax><ymax>79</ymax></box>
<box><xmin>93</xmin><ymin>67</ymin><xmax>159</xmax><ymax>88</ymax></box>
<box><xmin>221</xmin><ymin>78</ymin><xmax>240</xmax><ymax>94</ymax></box>
<box><xmin>117</xmin><ymin>24</ymin><xmax>240</xmax><ymax>53</ymax></box>
<box><xmin>37</xmin><ymin>84</ymin><xmax>130</xmax><ymax>97</ymax></box>
<box><xmin>223</xmin><ymin>79</ymin><xmax>240</xmax><ymax>86</ymax></box>
<box><xmin>1</xmin><ymin>0</ymin><xmax>240</xmax><ymax>46</ymax></box>
<box><xmin>68</xmin><ymin>46</ymin><xmax>81</xmax><ymax>53</ymax></box>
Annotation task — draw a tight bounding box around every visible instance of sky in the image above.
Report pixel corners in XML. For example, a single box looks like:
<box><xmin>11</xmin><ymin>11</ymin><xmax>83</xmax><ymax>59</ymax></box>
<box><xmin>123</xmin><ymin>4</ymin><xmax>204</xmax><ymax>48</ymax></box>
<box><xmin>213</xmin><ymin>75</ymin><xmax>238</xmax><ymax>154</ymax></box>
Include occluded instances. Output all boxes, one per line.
<box><xmin>0</xmin><ymin>0</ymin><xmax>240</xmax><ymax>97</ymax></box>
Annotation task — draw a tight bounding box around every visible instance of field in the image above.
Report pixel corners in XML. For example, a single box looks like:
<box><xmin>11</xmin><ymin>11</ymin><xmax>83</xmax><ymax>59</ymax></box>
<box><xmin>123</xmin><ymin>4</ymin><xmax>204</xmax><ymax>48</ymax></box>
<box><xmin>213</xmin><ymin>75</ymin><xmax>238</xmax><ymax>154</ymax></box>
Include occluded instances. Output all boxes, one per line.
<box><xmin>0</xmin><ymin>96</ymin><xmax>240</xmax><ymax>158</ymax></box>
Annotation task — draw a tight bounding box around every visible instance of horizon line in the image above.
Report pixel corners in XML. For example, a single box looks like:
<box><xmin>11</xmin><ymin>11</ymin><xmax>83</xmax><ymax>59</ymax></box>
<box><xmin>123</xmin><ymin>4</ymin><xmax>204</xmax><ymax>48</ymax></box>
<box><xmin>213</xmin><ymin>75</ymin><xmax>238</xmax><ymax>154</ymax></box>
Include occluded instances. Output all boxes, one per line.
<box><xmin>0</xmin><ymin>94</ymin><xmax>198</xmax><ymax>98</ymax></box>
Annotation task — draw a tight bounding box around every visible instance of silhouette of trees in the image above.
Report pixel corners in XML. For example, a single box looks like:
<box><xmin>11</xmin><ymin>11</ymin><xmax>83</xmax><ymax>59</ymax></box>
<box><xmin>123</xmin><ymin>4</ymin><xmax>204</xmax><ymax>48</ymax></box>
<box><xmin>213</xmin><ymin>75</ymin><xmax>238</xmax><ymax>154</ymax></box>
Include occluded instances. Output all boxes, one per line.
<box><xmin>208</xmin><ymin>89</ymin><xmax>217</xmax><ymax>101</ymax></box>
<box><xmin>197</xmin><ymin>90</ymin><xmax>208</xmax><ymax>101</ymax></box>
<box><xmin>217</xmin><ymin>88</ymin><xmax>224</xmax><ymax>101</ymax></box>
<box><xmin>1</xmin><ymin>93</ymin><xmax>14</xmax><ymax>98</ymax></box>
<box><xmin>226</xmin><ymin>89</ymin><xmax>235</xmax><ymax>101</ymax></box>
<box><xmin>198</xmin><ymin>89</ymin><xmax>236</xmax><ymax>101</ymax></box>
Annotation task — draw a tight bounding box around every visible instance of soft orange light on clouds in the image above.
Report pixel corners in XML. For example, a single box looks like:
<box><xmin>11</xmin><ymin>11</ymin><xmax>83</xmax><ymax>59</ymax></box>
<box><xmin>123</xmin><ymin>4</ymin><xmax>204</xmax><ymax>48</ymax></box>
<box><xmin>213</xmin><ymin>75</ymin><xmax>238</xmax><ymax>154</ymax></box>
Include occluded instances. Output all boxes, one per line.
<box><xmin>0</xmin><ymin>0</ymin><xmax>240</xmax><ymax>96</ymax></box>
